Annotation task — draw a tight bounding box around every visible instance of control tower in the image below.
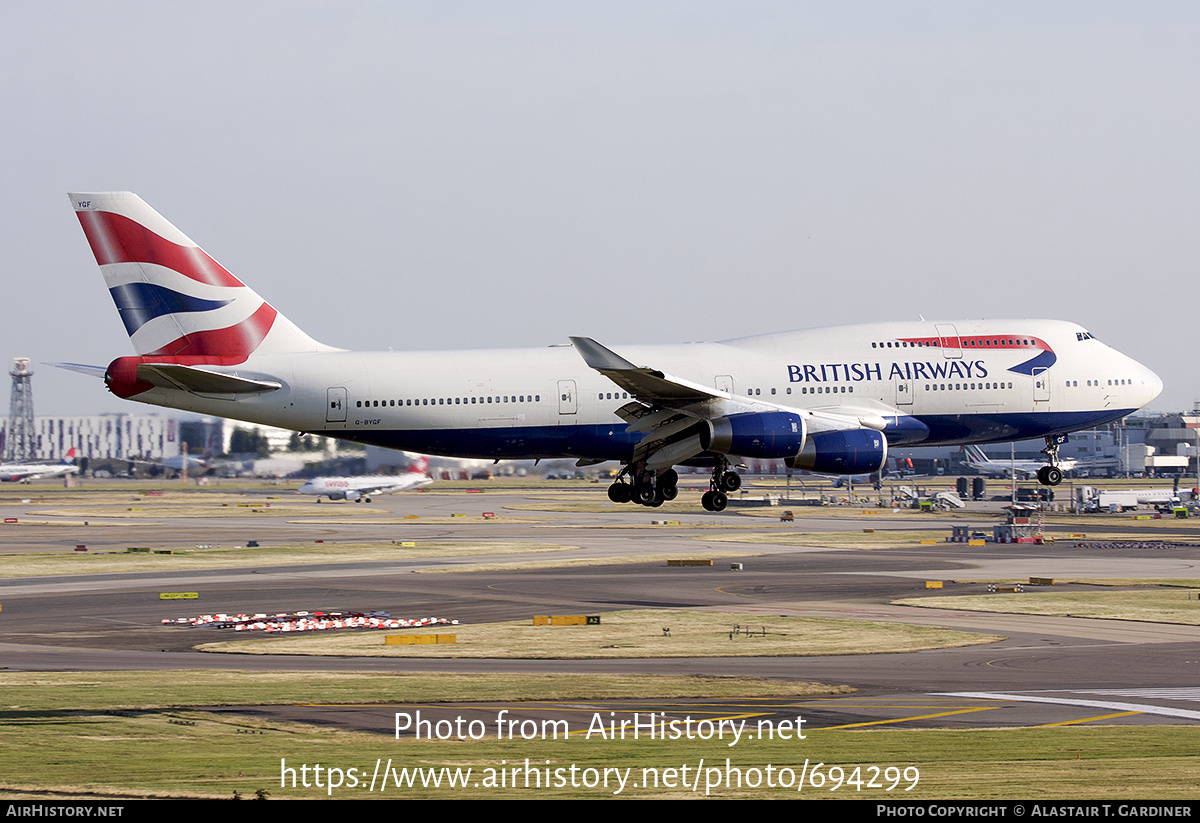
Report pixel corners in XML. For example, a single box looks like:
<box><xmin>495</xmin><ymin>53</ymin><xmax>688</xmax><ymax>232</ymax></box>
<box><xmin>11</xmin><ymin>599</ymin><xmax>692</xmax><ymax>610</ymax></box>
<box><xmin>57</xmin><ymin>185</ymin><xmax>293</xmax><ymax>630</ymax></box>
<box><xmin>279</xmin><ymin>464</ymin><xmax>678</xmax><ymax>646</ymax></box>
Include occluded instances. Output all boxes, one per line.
<box><xmin>4</xmin><ymin>357</ymin><xmax>35</xmax><ymax>461</ymax></box>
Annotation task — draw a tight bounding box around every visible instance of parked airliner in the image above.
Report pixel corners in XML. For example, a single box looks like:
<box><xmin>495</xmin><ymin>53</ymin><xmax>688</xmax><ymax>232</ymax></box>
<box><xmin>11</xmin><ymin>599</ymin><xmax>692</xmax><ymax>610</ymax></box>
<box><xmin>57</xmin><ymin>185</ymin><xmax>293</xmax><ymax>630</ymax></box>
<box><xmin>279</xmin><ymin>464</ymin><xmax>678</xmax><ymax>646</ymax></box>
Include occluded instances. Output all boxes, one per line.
<box><xmin>961</xmin><ymin>445</ymin><xmax>1078</xmax><ymax>482</ymax></box>
<box><xmin>0</xmin><ymin>448</ymin><xmax>79</xmax><ymax>482</ymax></box>
<box><xmin>62</xmin><ymin>192</ymin><xmax>1163</xmax><ymax>511</ymax></box>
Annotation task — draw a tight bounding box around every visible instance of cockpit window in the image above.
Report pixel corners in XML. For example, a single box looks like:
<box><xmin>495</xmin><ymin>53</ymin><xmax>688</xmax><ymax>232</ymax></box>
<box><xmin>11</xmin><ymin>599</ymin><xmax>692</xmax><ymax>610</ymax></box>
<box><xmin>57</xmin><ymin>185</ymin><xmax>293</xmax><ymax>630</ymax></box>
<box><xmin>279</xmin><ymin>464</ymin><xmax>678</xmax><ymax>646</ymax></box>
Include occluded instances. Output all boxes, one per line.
<box><xmin>1076</xmin><ymin>331</ymin><xmax>1099</xmax><ymax>342</ymax></box>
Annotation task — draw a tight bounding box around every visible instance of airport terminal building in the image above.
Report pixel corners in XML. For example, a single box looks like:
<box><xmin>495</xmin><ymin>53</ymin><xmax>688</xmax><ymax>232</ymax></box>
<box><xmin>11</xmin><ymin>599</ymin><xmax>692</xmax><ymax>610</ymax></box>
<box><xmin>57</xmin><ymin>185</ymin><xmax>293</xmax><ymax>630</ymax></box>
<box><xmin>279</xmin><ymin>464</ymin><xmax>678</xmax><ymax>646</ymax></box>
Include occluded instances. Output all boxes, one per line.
<box><xmin>0</xmin><ymin>413</ymin><xmax>183</xmax><ymax>461</ymax></box>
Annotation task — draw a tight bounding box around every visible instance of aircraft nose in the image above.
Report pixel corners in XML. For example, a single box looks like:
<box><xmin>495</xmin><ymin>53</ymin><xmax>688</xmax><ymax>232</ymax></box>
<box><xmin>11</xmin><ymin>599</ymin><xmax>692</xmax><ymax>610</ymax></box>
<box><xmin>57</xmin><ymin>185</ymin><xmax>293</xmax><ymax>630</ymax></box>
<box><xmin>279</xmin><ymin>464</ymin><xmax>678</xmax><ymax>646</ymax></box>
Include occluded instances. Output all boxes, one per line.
<box><xmin>1147</xmin><ymin>367</ymin><xmax>1163</xmax><ymax>402</ymax></box>
<box><xmin>1138</xmin><ymin>363</ymin><xmax>1163</xmax><ymax>405</ymax></box>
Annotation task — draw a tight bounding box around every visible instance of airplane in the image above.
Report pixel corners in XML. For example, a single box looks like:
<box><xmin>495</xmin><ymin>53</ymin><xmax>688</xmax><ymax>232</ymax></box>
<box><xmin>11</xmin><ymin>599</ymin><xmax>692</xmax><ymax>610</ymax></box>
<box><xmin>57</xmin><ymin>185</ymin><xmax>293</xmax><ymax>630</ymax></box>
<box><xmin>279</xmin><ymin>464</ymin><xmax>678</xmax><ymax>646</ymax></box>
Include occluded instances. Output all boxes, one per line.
<box><xmin>828</xmin><ymin>458</ymin><xmax>924</xmax><ymax>488</ymax></box>
<box><xmin>154</xmin><ymin>431</ymin><xmax>243</xmax><ymax>474</ymax></box>
<box><xmin>961</xmin><ymin>444</ymin><xmax>1078</xmax><ymax>481</ymax></box>
<box><xmin>298</xmin><ymin>457</ymin><xmax>433</xmax><ymax>502</ymax></box>
<box><xmin>60</xmin><ymin>192</ymin><xmax>1164</xmax><ymax>512</ymax></box>
<box><xmin>0</xmin><ymin>448</ymin><xmax>79</xmax><ymax>482</ymax></box>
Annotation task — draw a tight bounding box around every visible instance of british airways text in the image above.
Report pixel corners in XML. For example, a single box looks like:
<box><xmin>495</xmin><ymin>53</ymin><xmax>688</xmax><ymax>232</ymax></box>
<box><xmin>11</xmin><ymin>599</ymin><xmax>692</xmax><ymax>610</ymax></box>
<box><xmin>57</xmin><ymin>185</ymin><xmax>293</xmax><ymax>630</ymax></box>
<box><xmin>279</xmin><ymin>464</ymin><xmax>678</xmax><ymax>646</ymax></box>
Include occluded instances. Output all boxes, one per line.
<box><xmin>787</xmin><ymin>361</ymin><xmax>990</xmax><ymax>383</ymax></box>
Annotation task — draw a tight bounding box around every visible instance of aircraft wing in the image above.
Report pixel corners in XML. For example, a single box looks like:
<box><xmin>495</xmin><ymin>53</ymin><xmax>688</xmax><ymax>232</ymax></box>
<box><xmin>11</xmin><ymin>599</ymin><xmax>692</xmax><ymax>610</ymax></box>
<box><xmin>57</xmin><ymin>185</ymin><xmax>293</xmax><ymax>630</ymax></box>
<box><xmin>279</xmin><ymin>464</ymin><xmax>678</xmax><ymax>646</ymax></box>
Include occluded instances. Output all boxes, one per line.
<box><xmin>379</xmin><ymin>476</ymin><xmax>433</xmax><ymax>494</ymax></box>
<box><xmin>570</xmin><ymin>337</ymin><xmax>890</xmax><ymax>467</ymax></box>
<box><xmin>569</xmin><ymin>337</ymin><xmax>718</xmax><ymax>405</ymax></box>
<box><xmin>571</xmin><ymin>337</ymin><xmax>889</xmax><ymax>432</ymax></box>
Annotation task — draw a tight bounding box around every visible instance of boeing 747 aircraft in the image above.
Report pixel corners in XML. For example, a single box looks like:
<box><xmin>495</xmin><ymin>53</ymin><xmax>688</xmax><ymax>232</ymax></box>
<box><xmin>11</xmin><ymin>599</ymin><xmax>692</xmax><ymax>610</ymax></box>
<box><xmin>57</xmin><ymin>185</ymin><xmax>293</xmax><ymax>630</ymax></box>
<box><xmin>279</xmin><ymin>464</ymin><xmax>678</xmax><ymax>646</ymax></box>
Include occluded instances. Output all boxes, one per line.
<box><xmin>62</xmin><ymin>192</ymin><xmax>1163</xmax><ymax>511</ymax></box>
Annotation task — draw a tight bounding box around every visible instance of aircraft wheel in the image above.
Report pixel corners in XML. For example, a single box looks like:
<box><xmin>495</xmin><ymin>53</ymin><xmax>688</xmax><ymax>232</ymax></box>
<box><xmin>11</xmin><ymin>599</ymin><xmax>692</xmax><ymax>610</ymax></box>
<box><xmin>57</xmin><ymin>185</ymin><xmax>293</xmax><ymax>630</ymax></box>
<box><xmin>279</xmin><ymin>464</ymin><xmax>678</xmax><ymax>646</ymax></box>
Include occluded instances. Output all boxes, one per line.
<box><xmin>701</xmin><ymin>491</ymin><xmax>715</xmax><ymax>511</ymax></box>
<box><xmin>1037</xmin><ymin>466</ymin><xmax>1049</xmax><ymax>486</ymax></box>
<box><xmin>710</xmin><ymin>490</ymin><xmax>728</xmax><ymax>512</ymax></box>
<box><xmin>660</xmin><ymin>484</ymin><xmax>678</xmax><ymax>501</ymax></box>
<box><xmin>721</xmin><ymin>472</ymin><xmax>741</xmax><ymax>492</ymax></box>
<box><xmin>649</xmin><ymin>493</ymin><xmax>664</xmax><ymax>507</ymax></box>
<box><xmin>659</xmin><ymin>468</ymin><xmax>678</xmax><ymax>487</ymax></box>
<box><xmin>608</xmin><ymin>482</ymin><xmax>632</xmax><ymax>503</ymax></box>
<box><xmin>634</xmin><ymin>484</ymin><xmax>657</xmax><ymax>506</ymax></box>
<box><xmin>1045</xmin><ymin>467</ymin><xmax>1063</xmax><ymax>486</ymax></box>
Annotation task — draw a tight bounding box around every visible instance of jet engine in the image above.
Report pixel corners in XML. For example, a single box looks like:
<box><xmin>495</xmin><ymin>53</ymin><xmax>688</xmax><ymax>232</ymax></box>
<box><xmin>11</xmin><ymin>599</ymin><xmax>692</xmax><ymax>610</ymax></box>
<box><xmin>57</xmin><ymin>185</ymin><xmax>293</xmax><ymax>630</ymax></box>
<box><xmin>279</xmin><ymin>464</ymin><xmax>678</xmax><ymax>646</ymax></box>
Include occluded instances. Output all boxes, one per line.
<box><xmin>786</xmin><ymin>429</ymin><xmax>888</xmax><ymax>475</ymax></box>
<box><xmin>698</xmin><ymin>412</ymin><xmax>806</xmax><ymax>460</ymax></box>
<box><xmin>327</xmin><ymin>490</ymin><xmax>368</xmax><ymax>502</ymax></box>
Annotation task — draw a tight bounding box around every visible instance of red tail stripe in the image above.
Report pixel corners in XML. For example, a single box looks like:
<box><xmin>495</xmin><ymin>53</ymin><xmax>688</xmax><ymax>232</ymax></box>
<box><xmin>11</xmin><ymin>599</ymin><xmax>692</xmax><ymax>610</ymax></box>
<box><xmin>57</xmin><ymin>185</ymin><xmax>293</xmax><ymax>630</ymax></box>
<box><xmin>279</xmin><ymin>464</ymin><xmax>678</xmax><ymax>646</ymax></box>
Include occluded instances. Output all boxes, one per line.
<box><xmin>147</xmin><ymin>302</ymin><xmax>277</xmax><ymax>358</ymax></box>
<box><xmin>76</xmin><ymin>210</ymin><xmax>244</xmax><ymax>288</ymax></box>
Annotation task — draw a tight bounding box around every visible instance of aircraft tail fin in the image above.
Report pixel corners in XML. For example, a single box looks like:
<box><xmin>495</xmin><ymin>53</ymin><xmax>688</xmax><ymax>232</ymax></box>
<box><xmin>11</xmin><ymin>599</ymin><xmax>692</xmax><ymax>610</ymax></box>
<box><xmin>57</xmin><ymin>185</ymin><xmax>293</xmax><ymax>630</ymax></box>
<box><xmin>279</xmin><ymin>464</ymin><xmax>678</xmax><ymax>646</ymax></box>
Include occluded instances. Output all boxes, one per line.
<box><xmin>961</xmin><ymin>445</ymin><xmax>987</xmax><ymax>466</ymax></box>
<box><xmin>69</xmin><ymin>192</ymin><xmax>332</xmax><ymax>360</ymax></box>
<box><xmin>408</xmin><ymin>456</ymin><xmax>430</xmax><ymax>476</ymax></box>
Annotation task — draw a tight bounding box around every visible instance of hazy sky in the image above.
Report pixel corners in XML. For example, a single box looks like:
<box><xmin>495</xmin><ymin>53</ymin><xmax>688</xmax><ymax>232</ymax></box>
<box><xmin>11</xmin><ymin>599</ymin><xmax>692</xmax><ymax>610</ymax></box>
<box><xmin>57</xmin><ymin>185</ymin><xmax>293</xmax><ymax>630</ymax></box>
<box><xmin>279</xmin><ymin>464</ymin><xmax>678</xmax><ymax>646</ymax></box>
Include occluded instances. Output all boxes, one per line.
<box><xmin>3</xmin><ymin>2</ymin><xmax>1197</xmax><ymax>415</ymax></box>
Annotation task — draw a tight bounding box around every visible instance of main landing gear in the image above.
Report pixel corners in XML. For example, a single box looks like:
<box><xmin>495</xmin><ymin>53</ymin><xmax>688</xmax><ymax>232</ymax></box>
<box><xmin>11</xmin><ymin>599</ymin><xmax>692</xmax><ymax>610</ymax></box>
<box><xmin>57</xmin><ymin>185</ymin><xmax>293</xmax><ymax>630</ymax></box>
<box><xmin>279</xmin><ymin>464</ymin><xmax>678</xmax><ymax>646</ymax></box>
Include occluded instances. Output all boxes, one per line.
<box><xmin>606</xmin><ymin>459</ymin><xmax>742</xmax><ymax>511</ymax></box>
<box><xmin>608</xmin><ymin>467</ymin><xmax>678</xmax><ymax>508</ymax></box>
<box><xmin>1037</xmin><ymin>435</ymin><xmax>1064</xmax><ymax>487</ymax></box>
<box><xmin>701</xmin><ymin>456</ymin><xmax>742</xmax><ymax>512</ymax></box>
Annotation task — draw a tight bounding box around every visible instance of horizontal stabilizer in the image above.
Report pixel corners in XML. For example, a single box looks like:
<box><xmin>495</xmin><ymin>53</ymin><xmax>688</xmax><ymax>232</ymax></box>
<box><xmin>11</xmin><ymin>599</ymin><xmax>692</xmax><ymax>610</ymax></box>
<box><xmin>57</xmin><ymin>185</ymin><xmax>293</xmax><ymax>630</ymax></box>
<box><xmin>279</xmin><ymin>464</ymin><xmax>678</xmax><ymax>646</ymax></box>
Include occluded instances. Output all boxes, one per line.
<box><xmin>137</xmin><ymin>364</ymin><xmax>282</xmax><ymax>395</ymax></box>
<box><xmin>48</xmin><ymin>362</ymin><xmax>108</xmax><ymax>379</ymax></box>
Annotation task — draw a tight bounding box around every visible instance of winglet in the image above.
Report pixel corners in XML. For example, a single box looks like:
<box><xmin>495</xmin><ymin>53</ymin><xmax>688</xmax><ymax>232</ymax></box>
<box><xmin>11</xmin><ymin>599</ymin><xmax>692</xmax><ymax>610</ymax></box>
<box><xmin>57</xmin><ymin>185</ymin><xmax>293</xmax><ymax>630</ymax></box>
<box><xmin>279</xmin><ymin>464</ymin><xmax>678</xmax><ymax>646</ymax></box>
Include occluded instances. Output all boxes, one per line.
<box><xmin>569</xmin><ymin>337</ymin><xmax>639</xmax><ymax>371</ymax></box>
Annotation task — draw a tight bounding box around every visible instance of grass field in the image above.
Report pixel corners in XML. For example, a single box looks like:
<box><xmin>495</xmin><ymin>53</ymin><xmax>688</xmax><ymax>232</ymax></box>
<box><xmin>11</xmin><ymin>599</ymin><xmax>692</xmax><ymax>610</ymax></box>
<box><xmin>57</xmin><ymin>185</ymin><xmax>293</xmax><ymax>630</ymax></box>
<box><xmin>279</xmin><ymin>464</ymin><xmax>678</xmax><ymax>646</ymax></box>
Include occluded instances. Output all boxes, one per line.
<box><xmin>1</xmin><ymin>671</ymin><xmax>1196</xmax><ymax>799</ymax></box>
<box><xmin>897</xmin><ymin>588</ymin><xmax>1200</xmax><ymax>625</ymax></box>
<box><xmin>4</xmin><ymin>481</ymin><xmax>1198</xmax><ymax>799</ymax></box>
<box><xmin>195</xmin><ymin>609</ymin><xmax>1002</xmax><ymax>658</ymax></box>
<box><xmin>0</xmin><ymin>540</ymin><xmax>578</xmax><ymax>577</ymax></box>
<box><xmin>706</xmin><ymin>530</ymin><xmax>950</xmax><ymax>549</ymax></box>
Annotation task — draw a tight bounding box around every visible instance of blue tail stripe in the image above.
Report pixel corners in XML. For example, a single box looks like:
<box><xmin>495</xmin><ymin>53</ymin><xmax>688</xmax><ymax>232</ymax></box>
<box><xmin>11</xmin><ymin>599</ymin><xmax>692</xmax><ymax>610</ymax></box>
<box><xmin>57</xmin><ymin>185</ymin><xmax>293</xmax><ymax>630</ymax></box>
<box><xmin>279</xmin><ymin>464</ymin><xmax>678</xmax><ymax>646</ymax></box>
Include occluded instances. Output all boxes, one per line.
<box><xmin>108</xmin><ymin>283</ymin><xmax>233</xmax><ymax>335</ymax></box>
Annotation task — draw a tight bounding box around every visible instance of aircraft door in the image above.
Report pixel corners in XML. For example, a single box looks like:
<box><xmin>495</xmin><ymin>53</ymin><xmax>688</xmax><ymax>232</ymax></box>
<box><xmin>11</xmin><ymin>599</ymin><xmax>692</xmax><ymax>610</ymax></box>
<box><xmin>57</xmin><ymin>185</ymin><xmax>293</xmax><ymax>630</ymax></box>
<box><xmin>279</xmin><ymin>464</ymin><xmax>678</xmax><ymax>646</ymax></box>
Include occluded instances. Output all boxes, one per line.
<box><xmin>557</xmin><ymin>380</ymin><xmax>577</xmax><ymax>417</ymax></box>
<box><xmin>1032</xmin><ymin>368</ymin><xmax>1051</xmax><ymax>405</ymax></box>
<box><xmin>895</xmin><ymin>378</ymin><xmax>913</xmax><ymax>406</ymax></box>
<box><xmin>326</xmin><ymin>388</ymin><xmax>348</xmax><ymax>422</ymax></box>
<box><xmin>935</xmin><ymin>324</ymin><xmax>962</xmax><ymax>358</ymax></box>
<box><xmin>715</xmin><ymin>375</ymin><xmax>735</xmax><ymax>395</ymax></box>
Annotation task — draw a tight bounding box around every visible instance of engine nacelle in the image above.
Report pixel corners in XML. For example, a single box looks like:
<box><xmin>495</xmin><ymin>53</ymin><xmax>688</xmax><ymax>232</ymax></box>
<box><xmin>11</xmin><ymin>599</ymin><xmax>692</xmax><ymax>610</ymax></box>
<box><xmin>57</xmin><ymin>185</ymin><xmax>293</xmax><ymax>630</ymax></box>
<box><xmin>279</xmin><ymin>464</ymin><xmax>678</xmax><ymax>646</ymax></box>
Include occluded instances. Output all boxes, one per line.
<box><xmin>326</xmin><ymin>490</ymin><xmax>361</xmax><ymax>501</ymax></box>
<box><xmin>699</xmin><ymin>412</ymin><xmax>806</xmax><ymax>460</ymax></box>
<box><xmin>786</xmin><ymin>429</ymin><xmax>888</xmax><ymax>475</ymax></box>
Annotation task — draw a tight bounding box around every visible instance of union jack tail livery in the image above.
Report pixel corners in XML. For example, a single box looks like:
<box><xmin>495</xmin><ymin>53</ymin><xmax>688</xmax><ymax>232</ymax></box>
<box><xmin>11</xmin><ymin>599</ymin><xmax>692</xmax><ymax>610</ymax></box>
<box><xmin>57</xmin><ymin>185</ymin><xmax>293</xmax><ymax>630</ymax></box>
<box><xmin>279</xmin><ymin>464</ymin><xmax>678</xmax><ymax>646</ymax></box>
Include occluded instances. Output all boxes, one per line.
<box><xmin>70</xmin><ymin>192</ymin><xmax>327</xmax><ymax>360</ymax></box>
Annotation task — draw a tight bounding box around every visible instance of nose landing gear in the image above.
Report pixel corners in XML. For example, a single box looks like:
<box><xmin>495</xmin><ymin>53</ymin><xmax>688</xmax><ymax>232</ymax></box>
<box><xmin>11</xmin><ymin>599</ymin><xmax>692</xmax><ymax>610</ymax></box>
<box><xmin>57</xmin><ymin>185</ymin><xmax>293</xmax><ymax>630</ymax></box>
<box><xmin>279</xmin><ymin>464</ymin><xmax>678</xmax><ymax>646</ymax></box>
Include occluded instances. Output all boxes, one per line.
<box><xmin>1037</xmin><ymin>435</ymin><xmax>1065</xmax><ymax>486</ymax></box>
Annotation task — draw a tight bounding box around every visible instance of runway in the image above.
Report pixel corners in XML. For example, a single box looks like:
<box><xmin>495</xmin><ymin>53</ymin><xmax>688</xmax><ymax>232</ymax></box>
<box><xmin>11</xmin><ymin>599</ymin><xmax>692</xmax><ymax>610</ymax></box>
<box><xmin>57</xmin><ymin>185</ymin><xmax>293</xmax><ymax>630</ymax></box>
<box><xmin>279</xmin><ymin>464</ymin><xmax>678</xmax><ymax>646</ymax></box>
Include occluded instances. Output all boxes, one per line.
<box><xmin>3</xmin><ymin>482</ymin><xmax>1200</xmax><ymax>731</ymax></box>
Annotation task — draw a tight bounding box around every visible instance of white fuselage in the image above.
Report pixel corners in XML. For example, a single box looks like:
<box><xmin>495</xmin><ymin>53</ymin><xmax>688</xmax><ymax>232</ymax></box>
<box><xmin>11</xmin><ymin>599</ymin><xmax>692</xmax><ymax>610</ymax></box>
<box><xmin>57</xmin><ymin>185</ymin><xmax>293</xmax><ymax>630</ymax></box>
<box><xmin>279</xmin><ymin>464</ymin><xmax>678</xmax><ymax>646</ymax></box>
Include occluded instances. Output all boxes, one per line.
<box><xmin>298</xmin><ymin>474</ymin><xmax>431</xmax><ymax>498</ymax></box>
<box><xmin>964</xmin><ymin>447</ymin><xmax>1078</xmax><ymax>479</ymax></box>
<box><xmin>117</xmin><ymin>319</ymin><xmax>1161</xmax><ymax>463</ymax></box>
<box><xmin>0</xmin><ymin>463</ymin><xmax>79</xmax><ymax>482</ymax></box>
